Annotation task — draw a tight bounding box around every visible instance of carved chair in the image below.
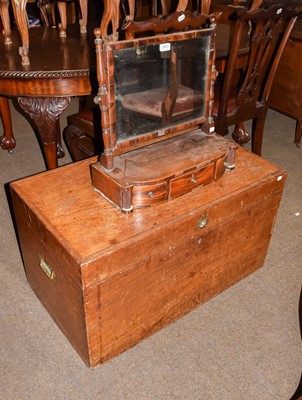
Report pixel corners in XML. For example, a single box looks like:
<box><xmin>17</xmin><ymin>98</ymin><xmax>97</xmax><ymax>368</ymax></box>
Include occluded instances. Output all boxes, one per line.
<box><xmin>0</xmin><ymin>97</ymin><xmax>15</xmax><ymax>153</ymax></box>
<box><xmin>209</xmin><ymin>0</ymin><xmax>264</xmax><ymax>144</ymax></box>
<box><xmin>213</xmin><ymin>4</ymin><xmax>301</xmax><ymax>155</ymax></box>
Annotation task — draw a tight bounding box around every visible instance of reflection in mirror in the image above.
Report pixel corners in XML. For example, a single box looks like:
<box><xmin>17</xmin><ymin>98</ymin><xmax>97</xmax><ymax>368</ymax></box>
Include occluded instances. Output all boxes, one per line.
<box><xmin>113</xmin><ymin>36</ymin><xmax>210</xmax><ymax>143</ymax></box>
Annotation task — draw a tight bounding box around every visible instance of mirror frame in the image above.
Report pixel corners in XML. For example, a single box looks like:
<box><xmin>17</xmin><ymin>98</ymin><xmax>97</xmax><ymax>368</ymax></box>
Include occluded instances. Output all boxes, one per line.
<box><xmin>94</xmin><ymin>28</ymin><xmax>216</xmax><ymax>171</ymax></box>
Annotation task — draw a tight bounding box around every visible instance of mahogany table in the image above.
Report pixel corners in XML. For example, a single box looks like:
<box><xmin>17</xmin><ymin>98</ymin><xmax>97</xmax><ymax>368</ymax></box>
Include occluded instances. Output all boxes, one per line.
<box><xmin>0</xmin><ymin>22</ymin><xmax>248</xmax><ymax>169</ymax></box>
<box><xmin>0</xmin><ymin>26</ymin><xmax>94</xmax><ymax>169</ymax></box>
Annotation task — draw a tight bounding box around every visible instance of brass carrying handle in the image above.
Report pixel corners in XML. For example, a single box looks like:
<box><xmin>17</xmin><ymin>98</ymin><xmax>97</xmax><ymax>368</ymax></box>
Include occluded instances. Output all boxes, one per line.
<box><xmin>39</xmin><ymin>256</ymin><xmax>56</xmax><ymax>280</ymax></box>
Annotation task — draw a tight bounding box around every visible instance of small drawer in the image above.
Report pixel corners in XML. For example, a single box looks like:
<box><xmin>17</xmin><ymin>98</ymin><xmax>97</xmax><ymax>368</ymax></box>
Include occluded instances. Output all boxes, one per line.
<box><xmin>132</xmin><ymin>182</ymin><xmax>168</xmax><ymax>207</ymax></box>
<box><xmin>169</xmin><ymin>163</ymin><xmax>214</xmax><ymax>199</ymax></box>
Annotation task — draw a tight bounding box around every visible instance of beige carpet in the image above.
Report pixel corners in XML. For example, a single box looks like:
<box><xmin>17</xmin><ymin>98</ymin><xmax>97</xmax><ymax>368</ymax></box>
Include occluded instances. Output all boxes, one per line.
<box><xmin>0</xmin><ymin>99</ymin><xmax>301</xmax><ymax>400</ymax></box>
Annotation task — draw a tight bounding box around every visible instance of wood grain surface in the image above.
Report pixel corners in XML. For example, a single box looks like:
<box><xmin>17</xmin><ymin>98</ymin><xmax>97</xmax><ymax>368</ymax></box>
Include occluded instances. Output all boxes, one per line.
<box><xmin>11</xmin><ymin>147</ymin><xmax>286</xmax><ymax>366</ymax></box>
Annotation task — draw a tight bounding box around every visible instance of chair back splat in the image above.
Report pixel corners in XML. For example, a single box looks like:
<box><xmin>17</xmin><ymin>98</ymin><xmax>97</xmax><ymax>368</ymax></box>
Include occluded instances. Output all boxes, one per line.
<box><xmin>213</xmin><ymin>4</ymin><xmax>301</xmax><ymax>155</ymax></box>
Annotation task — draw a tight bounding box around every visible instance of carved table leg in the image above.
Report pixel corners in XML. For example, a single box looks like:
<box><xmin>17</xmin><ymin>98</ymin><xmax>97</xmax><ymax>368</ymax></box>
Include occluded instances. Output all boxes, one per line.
<box><xmin>0</xmin><ymin>97</ymin><xmax>16</xmax><ymax>152</ymax></box>
<box><xmin>11</xmin><ymin>0</ymin><xmax>29</xmax><ymax>66</ymax></box>
<box><xmin>0</xmin><ymin>0</ymin><xmax>12</xmax><ymax>45</ymax></box>
<box><xmin>18</xmin><ymin>97</ymin><xmax>71</xmax><ymax>169</ymax></box>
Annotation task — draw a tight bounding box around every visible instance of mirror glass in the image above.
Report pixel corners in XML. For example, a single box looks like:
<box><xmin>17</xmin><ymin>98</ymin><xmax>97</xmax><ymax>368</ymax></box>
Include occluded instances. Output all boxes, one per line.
<box><xmin>113</xmin><ymin>36</ymin><xmax>210</xmax><ymax>143</ymax></box>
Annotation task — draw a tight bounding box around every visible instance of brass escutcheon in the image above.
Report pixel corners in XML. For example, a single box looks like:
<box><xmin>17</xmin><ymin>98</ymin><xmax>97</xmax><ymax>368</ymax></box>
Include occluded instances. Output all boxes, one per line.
<box><xmin>191</xmin><ymin>174</ymin><xmax>198</xmax><ymax>184</ymax></box>
<box><xmin>198</xmin><ymin>214</ymin><xmax>208</xmax><ymax>229</ymax></box>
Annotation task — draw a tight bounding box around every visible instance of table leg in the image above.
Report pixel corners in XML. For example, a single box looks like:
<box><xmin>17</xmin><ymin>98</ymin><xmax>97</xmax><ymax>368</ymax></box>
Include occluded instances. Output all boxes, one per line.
<box><xmin>17</xmin><ymin>97</ymin><xmax>71</xmax><ymax>170</ymax></box>
<box><xmin>0</xmin><ymin>97</ymin><xmax>15</xmax><ymax>152</ymax></box>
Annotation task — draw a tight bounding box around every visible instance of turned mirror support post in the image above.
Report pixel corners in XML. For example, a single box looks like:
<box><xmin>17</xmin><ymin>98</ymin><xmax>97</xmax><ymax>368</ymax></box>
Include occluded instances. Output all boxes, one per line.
<box><xmin>201</xmin><ymin>61</ymin><xmax>216</xmax><ymax>135</ymax></box>
<box><xmin>94</xmin><ymin>30</ymin><xmax>115</xmax><ymax>171</ymax></box>
<box><xmin>201</xmin><ymin>18</ymin><xmax>218</xmax><ymax>136</ymax></box>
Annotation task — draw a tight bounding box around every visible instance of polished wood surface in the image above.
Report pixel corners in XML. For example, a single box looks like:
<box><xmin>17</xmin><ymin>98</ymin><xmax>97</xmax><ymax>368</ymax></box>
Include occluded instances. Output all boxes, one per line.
<box><xmin>0</xmin><ymin>27</ymin><xmax>92</xmax><ymax>96</ymax></box>
<box><xmin>11</xmin><ymin>147</ymin><xmax>286</xmax><ymax>366</ymax></box>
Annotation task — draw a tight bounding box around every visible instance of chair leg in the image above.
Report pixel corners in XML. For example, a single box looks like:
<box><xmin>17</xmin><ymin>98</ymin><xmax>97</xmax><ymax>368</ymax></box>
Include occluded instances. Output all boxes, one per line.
<box><xmin>37</xmin><ymin>0</ymin><xmax>50</xmax><ymax>26</ymax></box>
<box><xmin>57</xmin><ymin>1</ymin><xmax>67</xmax><ymax>38</ymax></box>
<box><xmin>50</xmin><ymin>2</ymin><xmax>57</xmax><ymax>27</ymax></box>
<box><xmin>78</xmin><ymin>0</ymin><xmax>88</xmax><ymax>34</ymax></box>
<box><xmin>251</xmin><ymin>112</ymin><xmax>267</xmax><ymax>156</ymax></box>
<box><xmin>63</xmin><ymin>124</ymin><xmax>89</xmax><ymax>161</ymax></box>
<box><xmin>231</xmin><ymin>122</ymin><xmax>250</xmax><ymax>145</ymax></box>
<box><xmin>55</xmin><ymin>119</ymin><xmax>65</xmax><ymax>159</ymax></box>
<box><xmin>0</xmin><ymin>97</ymin><xmax>16</xmax><ymax>153</ymax></box>
<box><xmin>0</xmin><ymin>0</ymin><xmax>12</xmax><ymax>45</ymax></box>
<box><xmin>214</xmin><ymin>119</ymin><xmax>229</xmax><ymax>137</ymax></box>
<box><xmin>294</xmin><ymin>119</ymin><xmax>302</xmax><ymax>148</ymax></box>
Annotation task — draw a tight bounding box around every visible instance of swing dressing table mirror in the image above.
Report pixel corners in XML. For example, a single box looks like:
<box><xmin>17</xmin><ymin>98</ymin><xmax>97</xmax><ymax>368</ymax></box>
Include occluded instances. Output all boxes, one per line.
<box><xmin>90</xmin><ymin>14</ymin><xmax>237</xmax><ymax>213</ymax></box>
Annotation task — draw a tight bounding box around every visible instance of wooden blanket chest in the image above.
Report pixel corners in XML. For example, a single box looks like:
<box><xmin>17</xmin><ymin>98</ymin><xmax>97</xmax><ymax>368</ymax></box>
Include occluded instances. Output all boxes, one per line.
<box><xmin>10</xmin><ymin>148</ymin><xmax>286</xmax><ymax>367</ymax></box>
